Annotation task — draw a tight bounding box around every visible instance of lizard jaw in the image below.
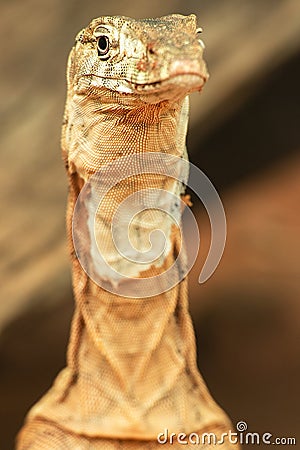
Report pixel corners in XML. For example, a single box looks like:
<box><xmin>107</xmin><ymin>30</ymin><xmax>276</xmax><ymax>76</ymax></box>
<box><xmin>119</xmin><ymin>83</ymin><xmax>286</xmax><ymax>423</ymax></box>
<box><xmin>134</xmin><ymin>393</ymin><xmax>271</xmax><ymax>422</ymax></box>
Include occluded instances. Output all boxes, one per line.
<box><xmin>131</xmin><ymin>73</ymin><xmax>207</xmax><ymax>103</ymax></box>
<box><xmin>133</xmin><ymin>73</ymin><xmax>206</xmax><ymax>92</ymax></box>
<box><xmin>83</xmin><ymin>72</ymin><xmax>207</xmax><ymax>103</ymax></box>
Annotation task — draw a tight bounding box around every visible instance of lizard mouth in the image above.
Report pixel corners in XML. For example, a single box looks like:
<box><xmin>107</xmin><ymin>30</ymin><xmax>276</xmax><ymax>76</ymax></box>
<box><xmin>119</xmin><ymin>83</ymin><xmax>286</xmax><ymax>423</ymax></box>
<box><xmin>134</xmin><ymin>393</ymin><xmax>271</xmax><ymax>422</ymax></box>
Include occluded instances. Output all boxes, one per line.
<box><xmin>80</xmin><ymin>70</ymin><xmax>207</xmax><ymax>102</ymax></box>
<box><xmin>130</xmin><ymin>73</ymin><xmax>207</xmax><ymax>102</ymax></box>
<box><xmin>132</xmin><ymin>73</ymin><xmax>206</xmax><ymax>92</ymax></box>
<box><xmin>131</xmin><ymin>57</ymin><xmax>208</xmax><ymax>96</ymax></box>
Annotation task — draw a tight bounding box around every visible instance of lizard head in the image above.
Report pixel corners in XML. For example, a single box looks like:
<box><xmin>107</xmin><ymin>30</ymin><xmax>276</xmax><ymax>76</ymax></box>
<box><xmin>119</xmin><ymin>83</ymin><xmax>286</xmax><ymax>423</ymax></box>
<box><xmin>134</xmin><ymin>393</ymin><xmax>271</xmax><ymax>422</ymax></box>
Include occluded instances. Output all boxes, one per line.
<box><xmin>68</xmin><ymin>14</ymin><xmax>209</xmax><ymax>104</ymax></box>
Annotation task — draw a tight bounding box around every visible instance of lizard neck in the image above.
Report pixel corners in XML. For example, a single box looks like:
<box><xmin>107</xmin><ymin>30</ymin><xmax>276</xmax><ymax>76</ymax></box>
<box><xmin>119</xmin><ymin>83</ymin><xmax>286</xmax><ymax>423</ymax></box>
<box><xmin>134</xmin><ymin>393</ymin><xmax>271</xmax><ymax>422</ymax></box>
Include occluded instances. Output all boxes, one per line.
<box><xmin>63</xmin><ymin>90</ymin><xmax>189</xmax><ymax>180</ymax></box>
<box><xmin>63</xmin><ymin>92</ymin><xmax>208</xmax><ymax>437</ymax></box>
<box><xmin>66</xmin><ymin>91</ymin><xmax>190</xmax><ymax>288</ymax></box>
<box><xmin>67</xmin><ymin>92</ymin><xmax>191</xmax><ymax>382</ymax></box>
<box><xmin>29</xmin><ymin>93</ymin><xmax>229</xmax><ymax>439</ymax></box>
<box><xmin>66</xmin><ymin>238</ymin><xmax>204</xmax><ymax>440</ymax></box>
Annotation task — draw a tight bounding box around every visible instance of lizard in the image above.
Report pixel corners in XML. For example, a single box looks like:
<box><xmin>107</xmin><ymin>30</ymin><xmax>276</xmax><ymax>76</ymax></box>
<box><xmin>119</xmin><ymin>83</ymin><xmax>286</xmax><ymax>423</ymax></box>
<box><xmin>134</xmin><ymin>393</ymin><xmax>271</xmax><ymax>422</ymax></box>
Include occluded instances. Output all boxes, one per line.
<box><xmin>16</xmin><ymin>14</ymin><xmax>239</xmax><ymax>449</ymax></box>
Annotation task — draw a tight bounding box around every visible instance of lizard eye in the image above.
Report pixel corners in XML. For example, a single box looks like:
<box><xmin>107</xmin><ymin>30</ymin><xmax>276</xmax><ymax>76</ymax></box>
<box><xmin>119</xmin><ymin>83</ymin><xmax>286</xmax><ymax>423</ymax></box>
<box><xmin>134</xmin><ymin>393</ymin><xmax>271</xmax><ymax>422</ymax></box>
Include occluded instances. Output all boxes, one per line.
<box><xmin>97</xmin><ymin>35</ymin><xmax>110</xmax><ymax>58</ymax></box>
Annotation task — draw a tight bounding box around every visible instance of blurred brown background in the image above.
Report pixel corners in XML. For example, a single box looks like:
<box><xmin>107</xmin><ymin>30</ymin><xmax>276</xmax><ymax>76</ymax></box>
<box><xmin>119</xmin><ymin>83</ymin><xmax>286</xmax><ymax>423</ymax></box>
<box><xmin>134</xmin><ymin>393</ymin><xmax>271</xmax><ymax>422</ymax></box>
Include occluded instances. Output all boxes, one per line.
<box><xmin>1</xmin><ymin>1</ymin><xmax>300</xmax><ymax>449</ymax></box>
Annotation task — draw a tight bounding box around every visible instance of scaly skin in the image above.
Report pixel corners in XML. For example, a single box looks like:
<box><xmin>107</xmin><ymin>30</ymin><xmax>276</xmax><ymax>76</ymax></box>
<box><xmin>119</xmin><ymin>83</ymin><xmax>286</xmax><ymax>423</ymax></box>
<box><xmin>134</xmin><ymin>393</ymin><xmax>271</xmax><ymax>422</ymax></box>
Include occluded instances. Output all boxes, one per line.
<box><xmin>17</xmin><ymin>15</ymin><xmax>239</xmax><ymax>449</ymax></box>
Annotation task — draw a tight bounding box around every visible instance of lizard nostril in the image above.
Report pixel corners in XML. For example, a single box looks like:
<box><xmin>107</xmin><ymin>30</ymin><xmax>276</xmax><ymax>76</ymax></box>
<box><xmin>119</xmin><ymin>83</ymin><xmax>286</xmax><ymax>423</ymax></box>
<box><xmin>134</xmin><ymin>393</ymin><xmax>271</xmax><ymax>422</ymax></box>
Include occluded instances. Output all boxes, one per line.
<box><xmin>147</xmin><ymin>43</ymin><xmax>156</xmax><ymax>55</ymax></box>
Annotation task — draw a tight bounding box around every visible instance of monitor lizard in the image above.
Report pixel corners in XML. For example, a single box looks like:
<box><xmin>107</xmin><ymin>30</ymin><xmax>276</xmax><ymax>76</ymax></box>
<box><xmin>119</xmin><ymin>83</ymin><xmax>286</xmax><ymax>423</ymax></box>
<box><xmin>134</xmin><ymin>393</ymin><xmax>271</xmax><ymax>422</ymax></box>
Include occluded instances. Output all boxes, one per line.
<box><xmin>16</xmin><ymin>14</ymin><xmax>239</xmax><ymax>449</ymax></box>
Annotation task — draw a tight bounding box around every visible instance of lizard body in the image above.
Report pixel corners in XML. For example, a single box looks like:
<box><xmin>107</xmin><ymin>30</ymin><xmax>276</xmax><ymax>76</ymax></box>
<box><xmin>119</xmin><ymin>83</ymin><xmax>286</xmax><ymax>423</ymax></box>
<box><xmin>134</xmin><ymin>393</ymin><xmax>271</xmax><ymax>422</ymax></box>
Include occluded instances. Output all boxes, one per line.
<box><xmin>17</xmin><ymin>15</ymin><xmax>238</xmax><ymax>449</ymax></box>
